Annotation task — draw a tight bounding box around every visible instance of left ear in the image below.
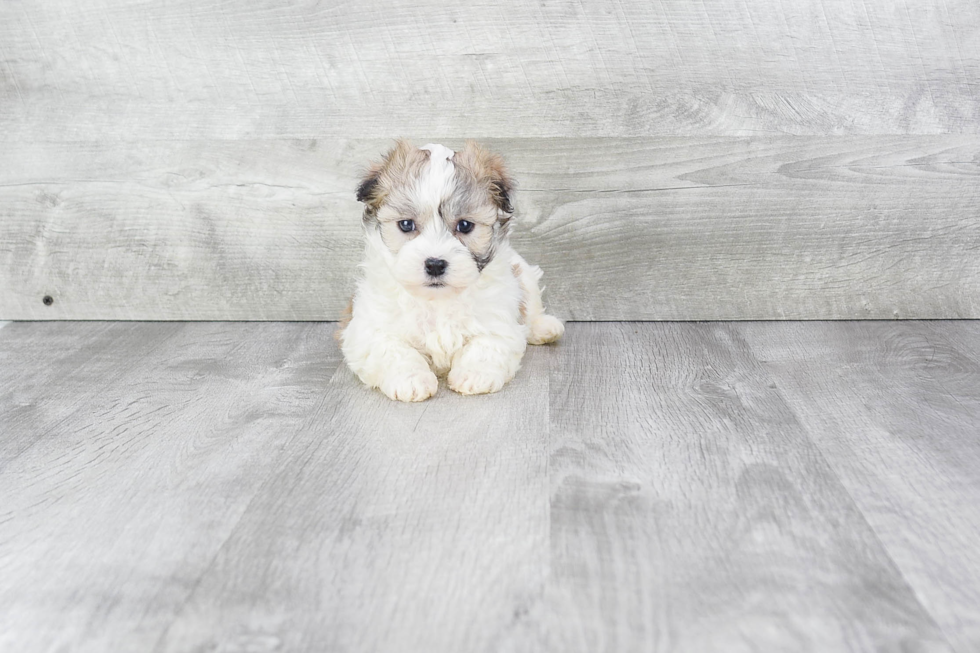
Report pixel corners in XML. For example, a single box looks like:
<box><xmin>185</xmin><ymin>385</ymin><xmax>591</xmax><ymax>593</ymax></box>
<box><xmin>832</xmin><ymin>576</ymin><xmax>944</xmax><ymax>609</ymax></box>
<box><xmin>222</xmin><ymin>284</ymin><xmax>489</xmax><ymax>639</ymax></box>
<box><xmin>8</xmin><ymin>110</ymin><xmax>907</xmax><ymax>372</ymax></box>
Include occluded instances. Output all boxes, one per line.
<box><xmin>487</xmin><ymin>162</ymin><xmax>513</xmax><ymax>215</ymax></box>
<box><xmin>458</xmin><ymin>140</ymin><xmax>515</xmax><ymax>216</ymax></box>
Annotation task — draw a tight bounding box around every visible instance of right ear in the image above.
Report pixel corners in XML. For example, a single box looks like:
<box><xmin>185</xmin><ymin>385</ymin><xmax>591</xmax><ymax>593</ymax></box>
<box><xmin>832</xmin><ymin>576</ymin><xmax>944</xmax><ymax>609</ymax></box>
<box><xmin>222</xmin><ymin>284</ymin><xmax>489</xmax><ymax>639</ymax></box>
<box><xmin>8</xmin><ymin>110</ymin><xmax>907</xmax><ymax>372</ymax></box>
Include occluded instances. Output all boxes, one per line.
<box><xmin>355</xmin><ymin>140</ymin><xmax>417</xmax><ymax>213</ymax></box>
<box><xmin>356</xmin><ymin>157</ymin><xmax>387</xmax><ymax>216</ymax></box>
<box><xmin>356</xmin><ymin>170</ymin><xmax>381</xmax><ymax>206</ymax></box>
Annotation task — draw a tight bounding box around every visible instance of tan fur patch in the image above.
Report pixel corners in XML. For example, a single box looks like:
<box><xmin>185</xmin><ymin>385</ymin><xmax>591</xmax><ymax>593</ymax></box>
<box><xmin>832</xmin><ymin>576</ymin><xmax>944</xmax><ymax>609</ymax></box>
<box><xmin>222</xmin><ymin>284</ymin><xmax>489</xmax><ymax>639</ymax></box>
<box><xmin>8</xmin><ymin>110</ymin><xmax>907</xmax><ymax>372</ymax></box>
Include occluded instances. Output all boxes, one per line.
<box><xmin>449</xmin><ymin>141</ymin><xmax>516</xmax><ymax>266</ymax></box>
<box><xmin>334</xmin><ymin>297</ymin><xmax>354</xmax><ymax>342</ymax></box>
<box><xmin>358</xmin><ymin>140</ymin><xmax>515</xmax><ymax>268</ymax></box>
<box><xmin>358</xmin><ymin>140</ymin><xmax>431</xmax><ymax>213</ymax></box>
<box><xmin>452</xmin><ymin>140</ymin><xmax>514</xmax><ymax>215</ymax></box>
<box><xmin>512</xmin><ymin>262</ymin><xmax>527</xmax><ymax>324</ymax></box>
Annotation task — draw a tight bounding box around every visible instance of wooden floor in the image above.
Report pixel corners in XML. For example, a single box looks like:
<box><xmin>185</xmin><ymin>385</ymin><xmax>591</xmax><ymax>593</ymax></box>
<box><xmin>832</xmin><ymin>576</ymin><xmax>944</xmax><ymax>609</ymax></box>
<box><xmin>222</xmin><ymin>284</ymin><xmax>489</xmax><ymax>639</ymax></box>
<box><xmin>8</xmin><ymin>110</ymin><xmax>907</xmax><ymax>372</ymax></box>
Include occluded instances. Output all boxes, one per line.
<box><xmin>1</xmin><ymin>321</ymin><xmax>978</xmax><ymax>653</ymax></box>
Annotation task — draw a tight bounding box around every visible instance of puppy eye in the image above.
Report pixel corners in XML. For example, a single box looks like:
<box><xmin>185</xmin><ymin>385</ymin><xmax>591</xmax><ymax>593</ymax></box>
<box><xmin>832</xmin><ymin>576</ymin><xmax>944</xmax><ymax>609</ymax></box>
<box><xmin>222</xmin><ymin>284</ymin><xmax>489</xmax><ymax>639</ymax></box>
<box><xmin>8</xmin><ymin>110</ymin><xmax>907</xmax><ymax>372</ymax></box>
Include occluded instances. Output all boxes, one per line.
<box><xmin>456</xmin><ymin>220</ymin><xmax>474</xmax><ymax>234</ymax></box>
<box><xmin>397</xmin><ymin>219</ymin><xmax>415</xmax><ymax>233</ymax></box>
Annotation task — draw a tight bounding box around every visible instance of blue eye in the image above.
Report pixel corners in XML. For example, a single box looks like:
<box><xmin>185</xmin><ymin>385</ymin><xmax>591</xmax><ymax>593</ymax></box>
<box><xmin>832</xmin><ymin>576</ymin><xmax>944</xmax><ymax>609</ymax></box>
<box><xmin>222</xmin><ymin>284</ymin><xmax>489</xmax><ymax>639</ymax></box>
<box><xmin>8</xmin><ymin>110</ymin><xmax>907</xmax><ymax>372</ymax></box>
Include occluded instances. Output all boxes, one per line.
<box><xmin>456</xmin><ymin>220</ymin><xmax>474</xmax><ymax>234</ymax></box>
<box><xmin>398</xmin><ymin>219</ymin><xmax>415</xmax><ymax>233</ymax></box>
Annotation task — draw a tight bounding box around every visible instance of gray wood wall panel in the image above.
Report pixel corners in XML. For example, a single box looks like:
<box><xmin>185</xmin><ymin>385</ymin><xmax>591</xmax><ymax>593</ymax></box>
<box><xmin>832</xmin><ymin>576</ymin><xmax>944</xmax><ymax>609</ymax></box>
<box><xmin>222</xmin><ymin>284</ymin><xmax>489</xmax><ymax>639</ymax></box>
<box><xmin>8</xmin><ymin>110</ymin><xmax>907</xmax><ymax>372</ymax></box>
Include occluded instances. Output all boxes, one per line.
<box><xmin>1</xmin><ymin>0</ymin><xmax>978</xmax><ymax>140</ymax></box>
<box><xmin>2</xmin><ymin>0</ymin><xmax>979</xmax><ymax>320</ymax></box>
<box><xmin>2</xmin><ymin>137</ymin><xmax>978</xmax><ymax>320</ymax></box>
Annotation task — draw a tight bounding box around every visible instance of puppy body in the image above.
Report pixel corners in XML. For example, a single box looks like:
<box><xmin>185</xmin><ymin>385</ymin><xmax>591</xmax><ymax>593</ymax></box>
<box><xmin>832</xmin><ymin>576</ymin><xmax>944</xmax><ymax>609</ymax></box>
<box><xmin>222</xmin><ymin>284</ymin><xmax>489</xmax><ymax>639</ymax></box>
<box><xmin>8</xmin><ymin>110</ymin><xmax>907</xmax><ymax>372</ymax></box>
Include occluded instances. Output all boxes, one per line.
<box><xmin>340</xmin><ymin>141</ymin><xmax>563</xmax><ymax>402</ymax></box>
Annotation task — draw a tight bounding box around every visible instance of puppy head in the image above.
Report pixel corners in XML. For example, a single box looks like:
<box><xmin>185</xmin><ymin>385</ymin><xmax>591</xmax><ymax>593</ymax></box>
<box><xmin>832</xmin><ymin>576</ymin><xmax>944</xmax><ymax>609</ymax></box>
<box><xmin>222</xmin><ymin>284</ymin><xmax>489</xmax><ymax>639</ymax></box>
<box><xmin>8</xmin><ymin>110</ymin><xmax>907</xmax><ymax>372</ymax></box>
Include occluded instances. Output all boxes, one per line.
<box><xmin>356</xmin><ymin>140</ymin><xmax>514</xmax><ymax>298</ymax></box>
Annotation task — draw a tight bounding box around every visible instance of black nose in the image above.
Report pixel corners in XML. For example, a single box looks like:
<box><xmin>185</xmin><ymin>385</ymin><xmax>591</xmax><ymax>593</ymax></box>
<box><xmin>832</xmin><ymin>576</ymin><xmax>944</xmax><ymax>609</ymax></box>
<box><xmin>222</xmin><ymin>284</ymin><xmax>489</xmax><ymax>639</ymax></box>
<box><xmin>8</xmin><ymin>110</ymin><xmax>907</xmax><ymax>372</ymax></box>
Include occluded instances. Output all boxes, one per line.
<box><xmin>425</xmin><ymin>258</ymin><xmax>448</xmax><ymax>277</ymax></box>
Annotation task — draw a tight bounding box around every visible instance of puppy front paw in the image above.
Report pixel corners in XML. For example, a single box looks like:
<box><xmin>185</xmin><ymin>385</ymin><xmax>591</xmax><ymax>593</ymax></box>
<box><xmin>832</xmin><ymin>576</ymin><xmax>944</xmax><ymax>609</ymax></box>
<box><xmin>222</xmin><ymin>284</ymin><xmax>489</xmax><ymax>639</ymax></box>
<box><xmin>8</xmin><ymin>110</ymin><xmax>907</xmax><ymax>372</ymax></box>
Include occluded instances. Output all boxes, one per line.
<box><xmin>528</xmin><ymin>314</ymin><xmax>564</xmax><ymax>345</ymax></box>
<box><xmin>380</xmin><ymin>370</ymin><xmax>439</xmax><ymax>402</ymax></box>
<box><xmin>447</xmin><ymin>367</ymin><xmax>510</xmax><ymax>396</ymax></box>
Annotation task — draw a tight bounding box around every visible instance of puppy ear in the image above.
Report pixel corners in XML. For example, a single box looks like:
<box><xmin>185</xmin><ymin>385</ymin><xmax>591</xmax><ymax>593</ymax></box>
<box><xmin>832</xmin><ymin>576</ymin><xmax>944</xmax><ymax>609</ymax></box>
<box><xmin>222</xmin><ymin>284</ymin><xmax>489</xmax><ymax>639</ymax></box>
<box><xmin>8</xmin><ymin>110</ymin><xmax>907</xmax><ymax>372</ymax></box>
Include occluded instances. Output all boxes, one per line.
<box><xmin>458</xmin><ymin>140</ymin><xmax>515</xmax><ymax>215</ymax></box>
<box><xmin>355</xmin><ymin>140</ymin><xmax>423</xmax><ymax>213</ymax></box>
<box><xmin>489</xmin><ymin>173</ymin><xmax>514</xmax><ymax>215</ymax></box>
<box><xmin>356</xmin><ymin>168</ymin><xmax>382</xmax><ymax>208</ymax></box>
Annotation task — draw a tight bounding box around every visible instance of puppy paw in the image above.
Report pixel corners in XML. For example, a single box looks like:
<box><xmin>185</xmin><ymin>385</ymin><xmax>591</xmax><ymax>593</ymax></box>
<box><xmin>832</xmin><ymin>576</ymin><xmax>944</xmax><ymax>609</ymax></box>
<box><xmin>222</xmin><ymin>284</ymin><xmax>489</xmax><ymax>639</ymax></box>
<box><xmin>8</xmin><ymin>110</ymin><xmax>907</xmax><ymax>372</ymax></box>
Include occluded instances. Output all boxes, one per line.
<box><xmin>528</xmin><ymin>314</ymin><xmax>564</xmax><ymax>345</ymax></box>
<box><xmin>447</xmin><ymin>367</ymin><xmax>510</xmax><ymax>396</ymax></box>
<box><xmin>380</xmin><ymin>370</ymin><xmax>439</xmax><ymax>402</ymax></box>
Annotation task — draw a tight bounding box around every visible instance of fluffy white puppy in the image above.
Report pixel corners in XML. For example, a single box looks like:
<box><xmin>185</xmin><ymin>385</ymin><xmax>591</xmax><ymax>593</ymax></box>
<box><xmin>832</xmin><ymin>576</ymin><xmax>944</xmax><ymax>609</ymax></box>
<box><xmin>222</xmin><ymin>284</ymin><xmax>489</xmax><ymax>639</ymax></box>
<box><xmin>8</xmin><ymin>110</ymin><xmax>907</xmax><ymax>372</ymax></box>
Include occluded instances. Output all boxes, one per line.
<box><xmin>338</xmin><ymin>140</ymin><xmax>564</xmax><ymax>402</ymax></box>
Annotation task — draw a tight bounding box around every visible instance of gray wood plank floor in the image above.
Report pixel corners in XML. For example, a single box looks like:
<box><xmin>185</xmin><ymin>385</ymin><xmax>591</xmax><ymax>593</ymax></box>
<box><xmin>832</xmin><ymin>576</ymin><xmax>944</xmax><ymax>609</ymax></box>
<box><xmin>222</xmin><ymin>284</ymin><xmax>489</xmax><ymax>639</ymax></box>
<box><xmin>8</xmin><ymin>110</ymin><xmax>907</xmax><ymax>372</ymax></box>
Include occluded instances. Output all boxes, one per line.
<box><xmin>1</xmin><ymin>321</ymin><xmax>978</xmax><ymax>652</ymax></box>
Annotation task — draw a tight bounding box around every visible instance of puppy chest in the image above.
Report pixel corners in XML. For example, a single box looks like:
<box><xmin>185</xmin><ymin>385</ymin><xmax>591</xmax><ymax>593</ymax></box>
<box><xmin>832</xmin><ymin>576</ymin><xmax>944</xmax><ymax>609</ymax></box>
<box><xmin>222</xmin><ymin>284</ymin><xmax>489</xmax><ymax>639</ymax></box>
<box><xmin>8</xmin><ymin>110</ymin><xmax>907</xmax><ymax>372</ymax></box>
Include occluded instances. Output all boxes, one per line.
<box><xmin>404</xmin><ymin>310</ymin><xmax>474</xmax><ymax>372</ymax></box>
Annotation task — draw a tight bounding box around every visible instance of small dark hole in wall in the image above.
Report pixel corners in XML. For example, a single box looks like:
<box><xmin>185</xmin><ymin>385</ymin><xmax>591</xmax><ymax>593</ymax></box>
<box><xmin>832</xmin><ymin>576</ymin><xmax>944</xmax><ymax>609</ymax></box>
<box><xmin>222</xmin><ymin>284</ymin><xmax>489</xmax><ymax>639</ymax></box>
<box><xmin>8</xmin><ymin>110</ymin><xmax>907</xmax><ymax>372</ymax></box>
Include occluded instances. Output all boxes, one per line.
<box><xmin>42</xmin><ymin>295</ymin><xmax>54</xmax><ymax>306</ymax></box>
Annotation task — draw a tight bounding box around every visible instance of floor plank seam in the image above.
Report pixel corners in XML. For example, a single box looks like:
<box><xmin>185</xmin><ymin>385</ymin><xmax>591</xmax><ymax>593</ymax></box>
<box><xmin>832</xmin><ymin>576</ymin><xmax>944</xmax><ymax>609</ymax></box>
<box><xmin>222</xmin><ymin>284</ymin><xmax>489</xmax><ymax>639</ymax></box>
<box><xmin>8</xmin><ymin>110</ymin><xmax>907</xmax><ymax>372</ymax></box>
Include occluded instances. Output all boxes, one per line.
<box><xmin>773</xmin><ymin>382</ymin><xmax>956</xmax><ymax>648</ymax></box>
<box><xmin>3</xmin><ymin>321</ymin><xmax>978</xmax><ymax>652</ymax></box>
<box><xmin>739</xmin><ymin>327</ymin><xmax>964</xmax><ymax>652</ymax></box>
<box><xmin>152</xmin><ymin>347</ymin><xmax>346</xmax><ymax>651</ymax></box>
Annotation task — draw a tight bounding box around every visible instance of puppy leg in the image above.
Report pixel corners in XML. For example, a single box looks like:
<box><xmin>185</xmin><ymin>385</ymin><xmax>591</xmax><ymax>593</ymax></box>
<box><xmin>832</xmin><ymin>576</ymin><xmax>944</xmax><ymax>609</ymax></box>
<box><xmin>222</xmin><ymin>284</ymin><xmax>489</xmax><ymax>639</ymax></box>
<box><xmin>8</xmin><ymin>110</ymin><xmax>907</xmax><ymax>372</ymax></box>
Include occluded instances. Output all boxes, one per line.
<box><xmin>511</xmin><ymin>254</ymin><xmax>564</xmax><ymax>345</ymax></box>
<box><xmin>448</xmin><ymin>332</ymin><xmax>526</xmax><ymax>396</ymax></box>
<box><xmin>341</xmin><ymin>327</ymin><xmax>438</xmax><ymax>402</ymax></box>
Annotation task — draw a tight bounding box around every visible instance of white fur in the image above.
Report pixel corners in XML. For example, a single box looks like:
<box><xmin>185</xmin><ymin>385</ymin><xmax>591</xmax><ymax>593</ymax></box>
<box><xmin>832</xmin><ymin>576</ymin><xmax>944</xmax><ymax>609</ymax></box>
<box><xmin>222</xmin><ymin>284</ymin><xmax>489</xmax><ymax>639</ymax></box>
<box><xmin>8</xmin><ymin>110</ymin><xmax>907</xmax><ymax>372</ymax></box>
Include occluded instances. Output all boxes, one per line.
<box><xmin>417</xmin><ymin>143</ymin><xmax>456</xmax><ymax>207</ymax></box>
<box><xmin>341</xmin><ymin>144</ymin><xmax>563</xmax><ymax>402</ymax></box>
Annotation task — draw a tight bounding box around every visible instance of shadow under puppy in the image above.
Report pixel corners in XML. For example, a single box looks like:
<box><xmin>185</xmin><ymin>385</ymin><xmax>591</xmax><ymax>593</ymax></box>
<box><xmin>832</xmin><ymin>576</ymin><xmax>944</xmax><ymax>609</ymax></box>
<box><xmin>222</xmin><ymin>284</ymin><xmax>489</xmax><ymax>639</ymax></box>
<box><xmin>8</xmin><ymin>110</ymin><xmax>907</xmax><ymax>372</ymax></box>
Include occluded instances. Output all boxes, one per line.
<box><xmin>338</xmin><ymin>140</ymin><xmax>563</xmax><ymax>402</ymax></box>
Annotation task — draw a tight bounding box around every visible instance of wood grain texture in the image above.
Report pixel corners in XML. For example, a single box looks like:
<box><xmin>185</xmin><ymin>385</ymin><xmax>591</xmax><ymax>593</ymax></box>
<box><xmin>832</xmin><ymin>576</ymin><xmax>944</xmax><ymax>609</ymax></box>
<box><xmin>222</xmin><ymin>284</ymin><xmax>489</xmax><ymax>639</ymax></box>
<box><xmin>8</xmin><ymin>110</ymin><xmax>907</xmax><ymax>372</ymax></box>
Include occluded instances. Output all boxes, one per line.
<box><xmin>155</xmin><ymin>346</ymin><xmax>550</xmax><ymax>653</ymax></box>
<box><xmin>0</xmin><ymin>322</ymin><xmax>342</xmax><ymax>653</ymax></box>
<box><xmin>2</xmin><ymin>136</ymin><xmax>978</xmax><ymax>320</ymax></box>
<box><xmin>739</xmin><ymin>321</ymin><xmax>980</xmax><ymax>651</ymax></box>
<box><xmin>509</xmin><ymin>322</ymin><xmax>952</xmax><ymax>652</ymax></box>
<box><xmin>4</xmin><ymin>322</ymin><xmax>980</xmax><ymax>651</ymax></box>
<box><xmin>1</xmin><ymin>0</ymin><xmax>978</xmax><ymax>140</ymax></box>
<box><xmin>4</xmin><ymin>0</ymin><xmax>980</xmax><ymax>320</ymax></box>
<box><xmin>0</xmin><ymin>322</ymin><xmax>181</xmax><ymax>466</ymax></box>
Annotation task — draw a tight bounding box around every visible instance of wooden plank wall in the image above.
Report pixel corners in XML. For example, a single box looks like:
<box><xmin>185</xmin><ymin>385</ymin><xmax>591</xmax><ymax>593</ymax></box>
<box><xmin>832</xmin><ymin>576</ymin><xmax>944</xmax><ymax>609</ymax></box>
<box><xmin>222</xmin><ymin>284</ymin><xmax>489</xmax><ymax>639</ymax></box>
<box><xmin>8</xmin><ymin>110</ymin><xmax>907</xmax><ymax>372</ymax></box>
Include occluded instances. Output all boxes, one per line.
<box><xmin>1</xmin><ymin>0</ymin><xmax>978</xmax><ymax>320</ymax></box>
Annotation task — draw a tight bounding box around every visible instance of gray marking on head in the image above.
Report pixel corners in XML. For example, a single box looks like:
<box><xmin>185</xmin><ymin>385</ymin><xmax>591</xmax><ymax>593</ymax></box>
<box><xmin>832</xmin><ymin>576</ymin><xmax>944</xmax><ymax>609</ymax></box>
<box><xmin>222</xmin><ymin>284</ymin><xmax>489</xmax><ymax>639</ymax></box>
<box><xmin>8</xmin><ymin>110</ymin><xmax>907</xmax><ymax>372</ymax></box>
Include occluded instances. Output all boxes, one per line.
<box><xmin>473</xmin><ymin>248</ymin><xmax>495</xmax><ymax>272</ymax></box>
<box><xmin>472</xmin><ymin>219</ymin><xmax>513</xmax><ymax>272</ymax></box>
<box><xmin>362</xmin><ymin>208</ymin><xmax>380</xmax><ymax>228</ymax></box>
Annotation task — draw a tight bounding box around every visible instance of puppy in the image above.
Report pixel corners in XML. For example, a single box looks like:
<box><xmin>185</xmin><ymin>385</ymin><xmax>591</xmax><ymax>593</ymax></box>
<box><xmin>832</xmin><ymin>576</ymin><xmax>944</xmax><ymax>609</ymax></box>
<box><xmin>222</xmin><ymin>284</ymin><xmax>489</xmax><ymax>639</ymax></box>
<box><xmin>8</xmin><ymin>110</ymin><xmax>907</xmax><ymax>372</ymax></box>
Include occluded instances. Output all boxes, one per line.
<box><xmin>338</xmin><ymin>140</ymin><xmax>563</xmax><ymax>402</ymax></box>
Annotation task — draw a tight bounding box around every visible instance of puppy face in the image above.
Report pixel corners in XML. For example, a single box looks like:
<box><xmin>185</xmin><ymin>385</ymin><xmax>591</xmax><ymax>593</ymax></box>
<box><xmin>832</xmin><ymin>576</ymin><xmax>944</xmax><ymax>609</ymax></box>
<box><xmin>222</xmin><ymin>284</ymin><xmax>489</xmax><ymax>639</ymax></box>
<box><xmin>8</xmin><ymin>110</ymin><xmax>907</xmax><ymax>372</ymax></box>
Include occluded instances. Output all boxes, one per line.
<box><xmin>357</xmin><ymin>140</ymin><xmax>514</xmax><ymax>297</ymax></box>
